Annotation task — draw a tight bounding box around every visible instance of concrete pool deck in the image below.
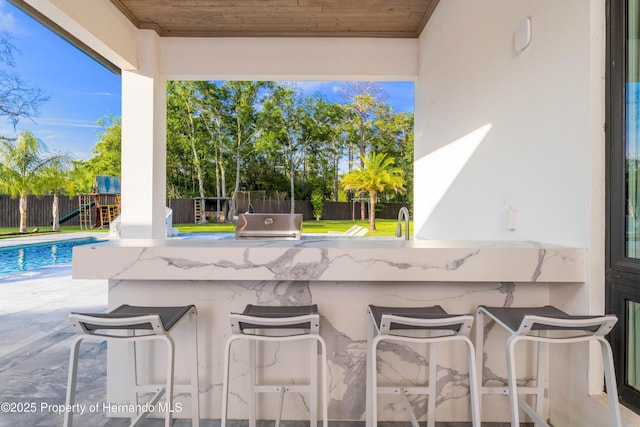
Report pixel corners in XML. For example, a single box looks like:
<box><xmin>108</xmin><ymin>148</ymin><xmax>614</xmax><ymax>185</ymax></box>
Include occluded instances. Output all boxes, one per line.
<box><xmin>0</xmin><ymin>232</ymin><xmax>214</xmax><ymax>426</ymax></box>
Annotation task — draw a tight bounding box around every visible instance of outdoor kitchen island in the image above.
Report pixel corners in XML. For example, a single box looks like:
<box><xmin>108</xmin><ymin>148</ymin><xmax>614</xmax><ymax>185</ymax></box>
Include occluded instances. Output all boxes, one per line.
<box><xmin>72</xmin><ymin>237</ymin><xmax>585</xmax><ymax>424</ymax></box>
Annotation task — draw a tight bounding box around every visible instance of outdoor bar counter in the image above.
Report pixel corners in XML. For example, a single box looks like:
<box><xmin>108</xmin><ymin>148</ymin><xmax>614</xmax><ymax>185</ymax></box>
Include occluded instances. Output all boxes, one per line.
<box><xmin>72</xmin><ymin>237</ymin><xmax>584</xmax><ymax>423</ymax></box>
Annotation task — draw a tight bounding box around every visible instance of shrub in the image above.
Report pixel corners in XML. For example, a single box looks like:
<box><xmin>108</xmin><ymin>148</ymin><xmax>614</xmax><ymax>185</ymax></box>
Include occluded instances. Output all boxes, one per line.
<box><xmin>311</xmin><ymin>188</ymin><xmax>324</xmax><ymax>220</ymax></box>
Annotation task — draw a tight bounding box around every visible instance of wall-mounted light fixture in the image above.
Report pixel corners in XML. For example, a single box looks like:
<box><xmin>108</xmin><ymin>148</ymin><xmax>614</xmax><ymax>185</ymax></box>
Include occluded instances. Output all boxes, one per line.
<box><xmin>515</xmin><ymin>17</ymin><xmax>532</xmax><ymax>52</ymax></box>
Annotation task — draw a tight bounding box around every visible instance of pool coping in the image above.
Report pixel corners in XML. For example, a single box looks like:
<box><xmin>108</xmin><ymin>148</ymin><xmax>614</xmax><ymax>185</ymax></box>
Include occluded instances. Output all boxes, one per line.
<box><xmin>0</xmin><ymin>232</ymin><xmax>110</xmax><ymax>248</ymax></box>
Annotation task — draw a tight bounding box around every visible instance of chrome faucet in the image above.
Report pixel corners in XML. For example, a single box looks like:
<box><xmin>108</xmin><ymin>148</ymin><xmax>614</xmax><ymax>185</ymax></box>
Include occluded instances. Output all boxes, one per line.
<box><xmin>396</xmin><ymin>207</ymin><xmax>410</xmax><ymax>240</ymax></box>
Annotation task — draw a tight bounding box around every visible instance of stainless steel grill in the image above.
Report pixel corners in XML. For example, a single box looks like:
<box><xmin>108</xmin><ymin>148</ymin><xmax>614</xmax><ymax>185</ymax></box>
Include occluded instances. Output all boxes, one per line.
<box><xmin>235</xmin><ymin>213</ymin><xmax>302</xmax><ymax>240</ymax></box>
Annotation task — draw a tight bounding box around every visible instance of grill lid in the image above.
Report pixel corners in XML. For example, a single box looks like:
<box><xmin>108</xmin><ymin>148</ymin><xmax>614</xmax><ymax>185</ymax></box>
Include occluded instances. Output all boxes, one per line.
<box><xmin>235</xmin><ymin>213</ymin><xmax>302</xmax><ymax>240</ymax></box>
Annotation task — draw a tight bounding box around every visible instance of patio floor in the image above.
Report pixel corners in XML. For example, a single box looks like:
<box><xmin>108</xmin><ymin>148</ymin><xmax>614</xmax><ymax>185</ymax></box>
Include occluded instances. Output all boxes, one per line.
<box><xmin>0</xmin><ymin>259</ymin><xmax>222</xmax><ymax>427</ymax></box>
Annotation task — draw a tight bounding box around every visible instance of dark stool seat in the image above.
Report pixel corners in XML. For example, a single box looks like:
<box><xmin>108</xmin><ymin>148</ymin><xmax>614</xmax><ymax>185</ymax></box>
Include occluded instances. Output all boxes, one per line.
<box><xmin>222</xmin><ymin>304</ymin><xmax>327</xmax><ymax>427</ymax></box>
<box><xmin>64</xmin><ymin>305</ymin><xmax>200</xmax><ymax>427</ymax></box>
<box><xmin>478</xmin><ymin>305</ymin><xmax>615</xmax><ymax>333</ymax></box>
<box><xmin>366</xmin><ymin>305</ymin><xmax>480</xmax><ymax>427</ymax></box>
<box><xmin>231</xmin><ymin>304</ymin><xmax>319</xmax><ymax>332</ymax></box>
<box><xmin>369</xmin><ymin>305</ymin><xmax>470</xmax><ymax>332</ymax></box>
<box><xmin>475</xmin><ymin>305</ymin><xmax>621</xmax><ymax>427</ymax></box>
<box><xmin>72</xmin><ymin>304</ymin><xmax>195</xmax><ymax>332</ymax></box>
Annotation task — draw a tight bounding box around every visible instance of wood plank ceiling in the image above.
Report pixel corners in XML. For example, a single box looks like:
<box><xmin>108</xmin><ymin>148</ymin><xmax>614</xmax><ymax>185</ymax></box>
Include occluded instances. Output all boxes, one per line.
<box><xmin>109</xmin><ymin>0</ymin><xmax>439</xmax><ymax>38</ymax></box>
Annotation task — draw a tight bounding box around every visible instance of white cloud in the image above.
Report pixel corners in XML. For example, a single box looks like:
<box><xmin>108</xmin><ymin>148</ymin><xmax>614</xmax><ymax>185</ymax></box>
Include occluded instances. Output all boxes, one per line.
<box><xmin>33</xmin><ymin>117</ymin><xmax>100</xmax><ymax>129</ymax></box>
<box><xmin>91</xmin><ymin>91</ymin><xmax>117</xmax><ymax>97</ymax></box>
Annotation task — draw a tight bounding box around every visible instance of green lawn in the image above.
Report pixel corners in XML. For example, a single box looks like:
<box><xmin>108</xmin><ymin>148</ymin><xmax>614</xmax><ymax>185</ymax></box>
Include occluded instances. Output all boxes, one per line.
<box><xmin>176</xmin><ymin>218</ymin><xmax>411</xmax><ymax>236</ymax></box>
<box><xmin>0</xmin><ymin>218</ymin><xmax>411</xmax><ymax>239</ymax></box>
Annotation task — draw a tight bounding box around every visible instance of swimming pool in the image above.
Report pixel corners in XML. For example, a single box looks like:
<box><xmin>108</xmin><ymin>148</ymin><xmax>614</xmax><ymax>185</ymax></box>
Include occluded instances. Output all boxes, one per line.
<box><xmin>0</xmin><ymin>237</ymin><xmax>104</xmax><ymax>275</ymax></box>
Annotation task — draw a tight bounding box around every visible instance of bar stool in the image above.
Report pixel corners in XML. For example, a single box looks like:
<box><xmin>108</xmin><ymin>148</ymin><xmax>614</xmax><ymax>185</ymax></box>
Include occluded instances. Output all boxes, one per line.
<box><xmin>366</xmin><ymin>305</ymin><xmax>480</xmax><ymax>427</ymax></box>
<box><xmin>64</xmin><ymin>305</ymin><xmax>200</xmax><ymax>427</ymax></box>
<box><xmin>221</xmin><ymin>304</ymin><xmax>328</xmax><ymax>427</ymax></box>
<box><xmin>475</xmin><ymin>305</ymin><xmax>621</xmax><ymax>427</ymax></box>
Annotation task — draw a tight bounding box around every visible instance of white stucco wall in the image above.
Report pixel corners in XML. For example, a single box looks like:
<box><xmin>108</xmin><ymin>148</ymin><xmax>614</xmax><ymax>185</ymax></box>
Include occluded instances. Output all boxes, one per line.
<box><xmin>415</xmin><ymin>0</ymin><xmax>593</xmax><ymax>247</ymax></box>
<box><xmin>415</xmin><ymin>1</ymin><xmax>633</xmax><ymax>426</ymax></box>
<box><xmin>161</xmin><ymin>37</ymin><xmax>418</xmax><ymax>81</ymax></box>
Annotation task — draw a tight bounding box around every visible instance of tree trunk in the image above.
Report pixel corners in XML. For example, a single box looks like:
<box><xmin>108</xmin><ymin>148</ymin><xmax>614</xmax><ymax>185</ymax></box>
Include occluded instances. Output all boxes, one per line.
<box><xmin>19</xmin><ymin>194</ymin><xmax>27</xmax><ymax>233</ymax></box>
<box><xmin>214</xmin><ymin>157</ymin><xmax>220</xmax><ymax>221</ymax></box>
<box><xmin>285</xmin><ymin>139</ymin><xmax>296</xmax><ymax>215</ymax></box>
<box><xmin>52</xmin><ymin>192</ymin><xmax>60</xmax><ymax>232</ymax></box>
<box><xmin>368</xmin><ymin>192</ymin><xmax>377</xmax><ymax>231</ymax></box>
<box><xmin>290</xmin><ymin>160</ymin><xmax>295</xmax><ymax>214</ymax></box>
<box><xmin>359</xmin><ymin>113</ymin><xmax>366</xmax><ymax>220</ymax></box>
<box><xmin>181</xmin><ymin>92</ymin><xmax>205</xmax><ymax>200</ymax></box>
<box><xmin>229</xmin><ymin>140</ymin><xmax>241</xmax><ymax>218</ymax></box>
<box><xmin>189</xmin><ymin>137</ymin><xmax>205</xmax><ymax>199</ymax></box>
<box><xmin>234</xmin><ymin>123</ymin><xmax>242</xmax><ymax>196</ymax></box>
<box><xmin>221</xmin><ymin>164</ymin><xmax>226</xmax><ymax>198</ymax></box>
<box><xmin>332</xmin><ymin>139</ymin><xmax>339</xmax><ymax>202</ymax></box>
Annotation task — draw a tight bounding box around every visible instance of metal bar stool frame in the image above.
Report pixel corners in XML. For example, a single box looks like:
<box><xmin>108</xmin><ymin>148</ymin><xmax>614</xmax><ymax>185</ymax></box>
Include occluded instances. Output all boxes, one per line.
<box><xmin>475</xmin><ymin>305</ymin><xmax>621</xmax><ymax>427</ymax></box>
<box><xmin>64</xmin><ymin>305</ymin><xmax>200</xmax><ymax>427</ymax></box>
<box><xmin>366</xmin><ymin>305</ymin><xmax>481</xmax><ymax>427</ymax></box>
<box><xmin>221</xmin><ymin>305</ymin><xmax>328</xmax><ymax>427</ymax></box>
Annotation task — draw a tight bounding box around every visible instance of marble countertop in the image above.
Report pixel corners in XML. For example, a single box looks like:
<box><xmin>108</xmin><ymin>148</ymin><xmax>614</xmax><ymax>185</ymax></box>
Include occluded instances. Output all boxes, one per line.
<box><xmin>71</xmin><ymin>237</ymin><xmax>584</xmax><ymax>283</ymax></box>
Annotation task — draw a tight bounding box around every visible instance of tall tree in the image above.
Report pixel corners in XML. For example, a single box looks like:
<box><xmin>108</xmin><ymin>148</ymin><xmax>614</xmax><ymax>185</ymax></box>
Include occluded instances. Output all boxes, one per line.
<box><xmin>224</xmin><ymin>81</ymin><xmax>268</xmax><ymax>215</ymax></box>
<box><xmin>167</xmin><ymin>81</ymin><xmax>207</xmax><ymax>199</ymax></box>
<box><xmin>0</xmin><ymin>131</ymin><xmax>68</xmax><ymax>232</ymax></box>
<box><xmin>194</xmin><ymin>81</ymin><xmax>232</xmax><ymax>221</ymax></box>
<box><xmin>391</xmin><ymin>112</ymin><xmax>414</xmax><ymax>204</ymax></box>
<box><xmin>341</xmin><ymin>81</ymin><xmax>388</xmax><ymax>219</ymax></box>
<box><xmin>369</xmin><ymin>110</ymin><xmax>414</xmax><ymax>203</ymax></box>
<box><xmin>84</xmin><ymin>115</ymin><xmax>121</xmax><ymax>178</ymax></box>
<box><xmin>307</xmin><ymin>97</ymin><xmax>345</xmax><ymax>201</ymax></box>
<box><xmin>342</xmin><ymin>84</ymin><xmax>384</xmax><ymax>160</ymax></box>
<box><xmin>342</xmin><ymin>152</ymin><xmax>405</xmax><ymax>231</ymax></box>
<box><xmin>260</xmin><ymin>84</ymin><xmax>312</xmax><ymax>213</ymax></box>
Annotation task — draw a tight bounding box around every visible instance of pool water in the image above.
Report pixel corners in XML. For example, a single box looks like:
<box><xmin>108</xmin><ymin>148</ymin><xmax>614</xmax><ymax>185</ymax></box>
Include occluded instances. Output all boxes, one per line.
<box><xmin>0</xmin><ymin>237</ymin><xmax>103</xmax><ymax>275</ymax></box>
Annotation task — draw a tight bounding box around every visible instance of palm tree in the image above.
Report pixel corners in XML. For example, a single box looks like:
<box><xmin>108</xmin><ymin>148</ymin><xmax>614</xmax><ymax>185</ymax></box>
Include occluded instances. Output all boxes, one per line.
<box><xmin>342</xmin><ymin>152</ymin><xmax>405</xmax><ymax>231</ymax></box>
<box><xmin>0</xmin><ymin>131</ymin><xmax>70</xmax><ymax>233</ymax></box>
<box><xmin>40</xmin><ymin>155</ymin><xmax>73</xmax><ymax>231</ymax></box>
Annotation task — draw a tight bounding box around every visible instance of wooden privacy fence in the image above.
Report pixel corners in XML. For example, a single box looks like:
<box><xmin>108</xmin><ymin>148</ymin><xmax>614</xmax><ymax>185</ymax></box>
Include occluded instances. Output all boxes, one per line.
<box><xmin>0</xmin><ymin>195</ymin><xmax>80</xmax><ymax>229</ymax></box>
<box><xmin>0</xmin><ymin>195</ymin><xmax>411</xmax><ymax>228</ymax></box>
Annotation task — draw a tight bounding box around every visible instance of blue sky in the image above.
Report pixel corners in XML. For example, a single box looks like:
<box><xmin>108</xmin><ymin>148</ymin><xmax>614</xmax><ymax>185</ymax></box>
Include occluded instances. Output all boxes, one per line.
<box><xmin>0</xmin><ymin>1</ymin><xmax>121</xmax><ymax>160</ymax></box>
<box><xmin>0</xmin><ymin>1</ymin><xmax>413</xmax><ymax>161</ymax></box>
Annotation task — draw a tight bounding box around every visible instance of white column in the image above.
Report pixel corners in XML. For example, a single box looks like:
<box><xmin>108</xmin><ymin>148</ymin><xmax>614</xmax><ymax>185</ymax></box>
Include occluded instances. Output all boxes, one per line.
<box><xmin>120</xmin><ymin>30</ymin><xmax>166</xmax><ymax>239</ymax></box>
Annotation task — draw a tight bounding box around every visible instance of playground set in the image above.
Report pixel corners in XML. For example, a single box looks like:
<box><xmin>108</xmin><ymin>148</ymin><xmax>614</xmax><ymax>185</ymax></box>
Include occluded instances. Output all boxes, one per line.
<box><xmin>58</xmin><ymin>176</ymin><xmax>121</xmax><ymax>230</ymax></box>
